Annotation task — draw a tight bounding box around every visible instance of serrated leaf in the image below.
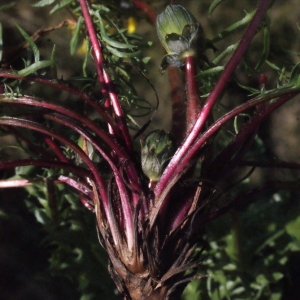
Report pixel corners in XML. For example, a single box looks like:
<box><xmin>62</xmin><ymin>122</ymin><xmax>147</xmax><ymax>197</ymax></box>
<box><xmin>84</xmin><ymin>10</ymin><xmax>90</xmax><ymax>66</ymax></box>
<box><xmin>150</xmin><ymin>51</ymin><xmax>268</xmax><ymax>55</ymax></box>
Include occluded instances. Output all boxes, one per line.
<box><xmin>15</xmin><ymin>23</ymin><xmax>40</xmax><ymax>63</ymax></box>
<box><xmin>70</xmin><ymin>16</ymin><xmax>83</xmax><ymax>55</ymax></box>
<box><xmin>31</xmin><ymin>0</ymin><xmax>56</xmax><ymax>7</ymax></box>
<box><xmin>209</xmin><ymin>0</ymin><xmax>226</xmax><ymax>15</ymax></box>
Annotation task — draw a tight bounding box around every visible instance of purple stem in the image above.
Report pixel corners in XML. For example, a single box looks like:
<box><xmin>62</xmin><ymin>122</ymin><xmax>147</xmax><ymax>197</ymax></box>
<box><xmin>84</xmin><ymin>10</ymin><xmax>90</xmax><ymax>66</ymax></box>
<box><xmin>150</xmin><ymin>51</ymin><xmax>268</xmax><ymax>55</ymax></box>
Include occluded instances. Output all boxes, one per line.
<box><xmin>0</xmin><ymin>96</ymin><xmax>142</xmax><ymax>196</ymax></box>
<box><xmin>0</xmin><ymin>96</ymin><xmax>127</xmax><ymax>162</ymax></box>
<box><xmin>79</xmin><ymin>0</ymin><xmax>133</xmax><ymax>152</ymax></box>
<box><xmin>45</xmin><ymin>112</ymin><xmax>135</xmax><ymax>250</ymax></box>
<box><xmin>154</xmin><ymin>0</ymin><xmax>271</xmax><ymax>201</ymax></box>
<box><xmin>58</xmin><ymin>175</ymin><xmax>94</xmax><ymax>199</ymax></box>
<box><xmin>0</xmin><ymin>117</ymin><xmax>122</xmax><ymax>248</ymax></box>
<box><xmin>170</xmin><ymin>92</ymin><xmax>300</xmax><ymax>187</ymax></box>
<box><xmin>44</xmin><ymin>136</ymin><xmax>69</xmax><ymax>162</ymax></box>
<box><xmin>0</xmin><ymin>70</ymin><xmax>118</xmax><ymax>131</ymax></box>
<box><xmin>210</xmin><ymin>91</ymin><xmax>297</xmax><ymax>174</ymax></box>
<box><xmin>150</xmin><ymin>90</ymin><xmax>300</xmax><ymax>227</ymax></box>
<box><xmin>185</xmin><ymin>56</ymin><xmax>201</xmax><ymax>133</ymax></box>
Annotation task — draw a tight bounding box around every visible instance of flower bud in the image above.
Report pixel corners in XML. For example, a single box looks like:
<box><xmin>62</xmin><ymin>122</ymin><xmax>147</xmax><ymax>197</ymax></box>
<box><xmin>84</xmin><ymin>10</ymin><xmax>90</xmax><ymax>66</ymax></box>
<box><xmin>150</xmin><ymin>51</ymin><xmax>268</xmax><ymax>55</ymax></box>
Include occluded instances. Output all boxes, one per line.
<box><xmin>141</xmin><ymin>130</ymin><xmax>176</xmax><ymax>182</ymax></box>
<box><xmin>156</xmin><ymin>5</ymin><xmax>206</xmax><ymax>72</ymax></box>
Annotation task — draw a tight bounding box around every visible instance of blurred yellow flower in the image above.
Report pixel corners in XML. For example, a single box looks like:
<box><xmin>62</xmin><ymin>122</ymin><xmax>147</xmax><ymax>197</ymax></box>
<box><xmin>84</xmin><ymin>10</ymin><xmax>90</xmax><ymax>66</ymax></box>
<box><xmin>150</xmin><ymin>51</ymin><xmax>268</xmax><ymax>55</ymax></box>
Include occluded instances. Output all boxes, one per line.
<box><xmin>77</xmin><ymin>39</ymin><xmax>88</xmax><ymax>54</ymax></box>
<box><xmin>127</xmin><ymin>17</ymin><xmax>137</xmax><ymax>34</ymax></box>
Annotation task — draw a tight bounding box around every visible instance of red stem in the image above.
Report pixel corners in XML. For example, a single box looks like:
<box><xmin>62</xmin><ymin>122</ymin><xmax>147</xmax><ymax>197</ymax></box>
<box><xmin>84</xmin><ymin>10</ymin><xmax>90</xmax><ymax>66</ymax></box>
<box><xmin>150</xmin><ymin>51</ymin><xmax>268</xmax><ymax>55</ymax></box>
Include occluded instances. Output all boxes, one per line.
<box><xmin>131</xmin><ymin>0</ymin><xmax>157</xmax><ymax>24</ymax></box>
<box><xmin>0</xmin><ymin>96</ymin><xmax>142</xmax><ymax>197</ymax></box>
<box><xmin>0</xmin><ymin>70</ymin><xmax>118</xmax><ymax>132</ymax></box>
<box><xmin>169</xmin><ymin>66</ymin><xmax>186</xmax><ymax>144</ymax></box>
<box><xmin>45</xmin><ymin>112</ymin><xmax>135</xmax><ymax>250</ymax></box>
<box><xmin>150</xmin><ymin>90</ymin><xmax>300</xmax><ymax>227</ymax></box>
<box><xmin>79</xmin><ymin>0</ymin><xmax>133</xmax><ymax>152</ymax></box>
<box><xmin>185</xmin><ymin>56</ymin><xmax>201</xmax><ymax>133</ymax></box>
<box><xmin>172</xmin><ymin>92</ymin><xmax>300</xmax><ymax>184</ymax></box>
<box><xmin>154</xmin><ymin>0</ymin><xmax>272</xmax><ymax>201</ymax></box>
<box><xmin>0</xmin><ymin>96</ymin><xmax>128</xmax><ymax>163</ymax></box>
<box><xmin>44</xmin><ymin>137</ymin><xmax>69</xmax><ymax>162</ymax></box>
<box><xmin>0</xmin><ymin>117</ymin><xmax>122</xmax><ymax>248</ymax></box>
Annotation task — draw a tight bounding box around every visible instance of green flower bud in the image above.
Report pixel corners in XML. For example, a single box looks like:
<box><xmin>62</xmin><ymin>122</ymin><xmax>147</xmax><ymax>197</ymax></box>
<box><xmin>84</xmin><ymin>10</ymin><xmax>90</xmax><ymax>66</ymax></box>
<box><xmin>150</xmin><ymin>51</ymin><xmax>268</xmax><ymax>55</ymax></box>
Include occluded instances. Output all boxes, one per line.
<box><xmin>156</xmin><ymin>5</ymin><xmax>206</xmax><ymax>72</ymax></box>
<box><xmin>141</xmin><ymin>130</ymin><xmax>176</xmax><ymax>182</ymax></box>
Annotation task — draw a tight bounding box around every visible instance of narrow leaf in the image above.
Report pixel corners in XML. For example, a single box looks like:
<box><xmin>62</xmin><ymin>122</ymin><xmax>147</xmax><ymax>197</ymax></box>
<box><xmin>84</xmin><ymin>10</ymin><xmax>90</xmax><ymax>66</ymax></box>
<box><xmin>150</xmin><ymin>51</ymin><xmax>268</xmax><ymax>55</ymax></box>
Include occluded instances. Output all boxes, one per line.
<box><xmin>15</xmin><ymin>23</ymin><xmax>40</xmax><ymax>63</ymax></box>
<box><xmin>17</xmin><ymin>60</ymin><xmax>54</xmax><ymax>76</ymax></box>
<box><xmin>255</xmin><ymin>16</ymin><xmax>270</xmax><ymax>71</ymax></box>
<box><xmin>211</xmin><ymin>10</ymin><xmax>255</xmax><ymax>43</ymax></box>
<box><xmin>0</xmin><ymin>2</ymin><xmax>16</xmax><ymax>11</ymax></box>
<box><xmin>208</xmin><ymin>0</ymin><xmax>226</xmax><ymax>16</ymax></box>
<box><xmin>288</xmin><ymin>62</ymin><xmax>300</xmax><ymax>87</ymax></box>
<box><xmin>212</xmin><ymin>43</ymin><xmax>238</xmax><ymax>65</ymax></box>
<box><xmin>196</xmin><ymin>66</ymin><xmax>224</xmax><ymax>77</ymax></box>
<box><xmin>106</xmin><ymin>45</ymin><xmax>141</xmax><ymax>58</ymax></box>
<box><xmin>70</xmin><ymin>16</ymin><xmax>83</xmax><ymax>55</ymax></box>
<box><xmin>50</xmin><ymin>0</ymin><xmax>72</xmax><ymax>14</ymax></box>
<box><xmin>95</xmin><ymin>11</ymin><xmax>137</xmax><ymax>49</ymax></box>
<box><xmin>31</xmin><ymin>0</ymin><xmax>56</xmax><ymax>7</ymax></box>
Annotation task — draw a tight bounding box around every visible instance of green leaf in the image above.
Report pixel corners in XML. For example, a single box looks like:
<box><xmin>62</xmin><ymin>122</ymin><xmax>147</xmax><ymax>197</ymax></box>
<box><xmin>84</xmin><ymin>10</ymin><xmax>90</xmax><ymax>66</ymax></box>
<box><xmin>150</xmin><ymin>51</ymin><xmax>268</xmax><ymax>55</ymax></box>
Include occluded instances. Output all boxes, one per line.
<box><xmin>212</xmin><ymin>43</ymin><xmax>238</xmax><ymax>65</ymax></box>
<box><xmin>288</xmin><ymin>62</ymin><xmax>300</xmax><ymax>87</ymax></box>
<box><xmin>0</xmin><ymin>145</ymin><xmax>25</xmax><ymax>153</ymax></box>
<box><xmin>50</xmin><ymin>0</ymin><xmax>72</xmax><ymax>14</ymax></box>
<box><xmin>17</xmin><ymin>60</ymin><xmax>54</xmax><ymax>76</ymax></box>
<box><xmin>142</xmin><ymin>57</ymin><xmax>151</xmax><ymax>64</ymax></box>
<box><xmin>0</xmin><ymin>2</ymin><xmax>16</xmax><ymax>12</ymax></box>
<box><xmin>272</xmin><ymin>272</ymin><xmax>284</xmax><ymax>281</ymax></box>
<box><xmin>70</xmin><ymin>16</ymin><xmax>83</xmax><ymax>55</ymax></box>
<box><xmin>196</xmin><ymin>66</ymin><xmax>224</xmax><ymax>77</ymax></box>
<box><xmin>15</xmin><ymin>23</ymin><xmax>40</xmax><ymax>63</ymax></box>
<box><xmin>212</xmin><ymin>10</ymin><xmax>255</xmax><ymax>43</ymax></box>
<box><xmin>94</xmin><ymin>11</ymin><xmax>137</xmax><ymax>49</ymax></box>
<box><xmin>285</xmin><ymin>215</ymin><xmax>300</xmax><ymax>241</ymax></box>
<box><xmin>255</xmin><ymin>15</ymin><xmax>271</xmax><ymax>71</ymax></box>
<box><xmin>208</xmin><ymin>0</ymin><xmax>226</xmax><ymax>16</ymax></box>
<box><xmin>106</xmin><ymin>45</ymin><xmax>141</xmax><ymax>58</ymax></box>
<box><xmin>31</xmin><ymin>0</ymin><xmax>56</xmax><ymax>7</ymax></box>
